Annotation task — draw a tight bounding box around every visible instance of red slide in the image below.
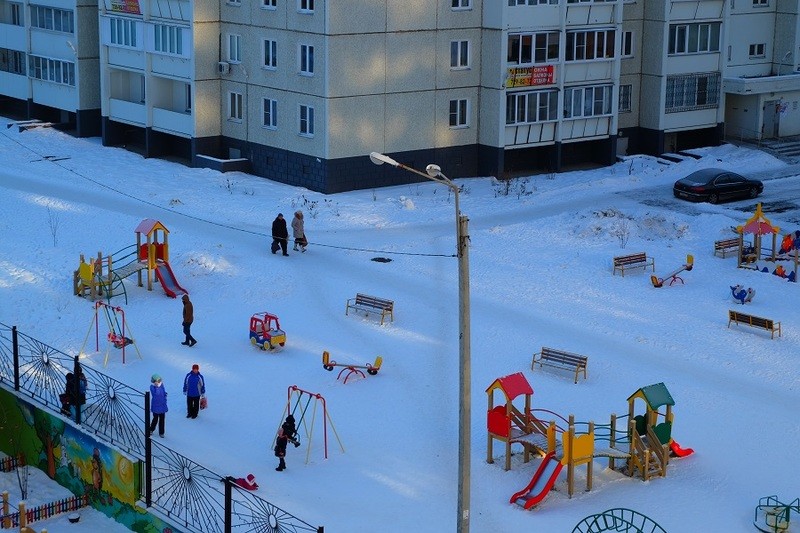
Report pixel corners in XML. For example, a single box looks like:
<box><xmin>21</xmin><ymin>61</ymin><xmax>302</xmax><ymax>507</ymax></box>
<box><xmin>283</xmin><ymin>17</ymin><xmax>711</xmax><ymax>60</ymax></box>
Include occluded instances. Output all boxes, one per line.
<box><xmin>670</xmin><ymin>440</ymin><xmax>694</xmax><ymax>457</ymax></box>
<box><xmin>154</xmin><ymin>262</ymin><xmax>188</xmax><ymax>298</ymax></box>
<box><xmin>509</xmin><ymin>451</ymin><xmax>564</xmax><ymax>510</ymax></box>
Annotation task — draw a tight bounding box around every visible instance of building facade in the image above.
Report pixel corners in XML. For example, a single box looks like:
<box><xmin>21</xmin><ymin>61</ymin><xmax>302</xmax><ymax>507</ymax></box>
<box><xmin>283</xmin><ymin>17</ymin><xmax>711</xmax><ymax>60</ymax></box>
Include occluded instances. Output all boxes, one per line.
<box><xmin>1</xmin><ymin>0</ymin><xmax>799</xmax><ymax>193</ymax></box>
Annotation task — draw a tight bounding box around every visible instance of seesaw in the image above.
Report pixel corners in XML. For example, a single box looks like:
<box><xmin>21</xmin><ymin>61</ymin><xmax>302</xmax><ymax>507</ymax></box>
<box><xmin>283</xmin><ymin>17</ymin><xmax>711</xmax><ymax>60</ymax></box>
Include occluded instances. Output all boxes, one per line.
<box><xmin>322</xmin><ymin>350</ymin><xmax>383</xmax><ymax>384</ymax></box>
<box><xmin>651</xmin><ymin>254</ymin><xmax>693</xmax><ymax>288</ymax></box>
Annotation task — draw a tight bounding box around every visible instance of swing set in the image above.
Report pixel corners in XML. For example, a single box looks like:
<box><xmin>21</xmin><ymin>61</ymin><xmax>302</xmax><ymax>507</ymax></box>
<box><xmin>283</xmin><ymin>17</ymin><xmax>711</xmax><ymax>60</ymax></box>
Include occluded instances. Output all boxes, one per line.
<box><xmin>80</xmin><ymin>301</ymin><xmax>142</xmax><ymax>366</ymax></box>
<box><xmin>275</xmin><ymin>385</ymin><xmax>344</xmax><ymax>464</ymax></box>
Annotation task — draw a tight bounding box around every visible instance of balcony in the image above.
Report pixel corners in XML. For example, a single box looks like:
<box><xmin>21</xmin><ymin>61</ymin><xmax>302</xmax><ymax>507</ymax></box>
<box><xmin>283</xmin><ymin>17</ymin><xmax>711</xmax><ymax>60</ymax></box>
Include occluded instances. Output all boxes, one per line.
<box><xmin>0</xmin><ymin>22</ymin><xmax>25</xmax><ymax>49</ymax></box>
<box><xmin>152</xmin><ymin>107</ymin><xmax>192</xmax><ymax>137</ymax></box>
<box><xmin>109</xmin><ymin>98</ymin><xmax>146</xmax><ymax>126</ymax></box>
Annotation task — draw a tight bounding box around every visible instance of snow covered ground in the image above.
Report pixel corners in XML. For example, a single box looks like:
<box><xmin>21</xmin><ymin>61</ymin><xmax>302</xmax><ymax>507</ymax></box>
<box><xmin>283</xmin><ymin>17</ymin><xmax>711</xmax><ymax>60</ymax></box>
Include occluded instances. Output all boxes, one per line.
<box><xmin>1</xmin><ymin>119</ymin><xmax>799</xmax><ymax>532</ymax></box>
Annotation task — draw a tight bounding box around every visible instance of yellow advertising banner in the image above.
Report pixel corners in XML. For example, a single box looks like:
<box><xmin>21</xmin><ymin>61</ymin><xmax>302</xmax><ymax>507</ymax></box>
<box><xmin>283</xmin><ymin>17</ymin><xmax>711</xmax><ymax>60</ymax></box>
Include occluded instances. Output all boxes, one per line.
<box><xmin>110</xmin><ymin>0</ymin><xmax>141</xmax><ymax>14</ymax></box>
<box><xmin>507</xmin><ymin>65</ymin><xmax>555</xmax><ymax>88</ymax></box>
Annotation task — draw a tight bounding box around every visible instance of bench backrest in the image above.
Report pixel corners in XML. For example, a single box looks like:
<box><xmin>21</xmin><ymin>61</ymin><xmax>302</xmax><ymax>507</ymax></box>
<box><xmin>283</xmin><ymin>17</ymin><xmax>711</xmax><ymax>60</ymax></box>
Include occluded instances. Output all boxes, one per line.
<box><xmin>355</xmin><ymin>294</ymin><xmax>393</xmax><ymax>310</ymax></box>
<box><xmin>613</xmin><ymin>253</ymin><xmax>647</xmax><ymax>265</ymax></box>
<box><xmin>729</xmin><ymin>310</ymin><xmax>772</xmax><ymax>329</ymax></box>
<box><xmin>715</xmin><ymin>238</ymin><xmax>738</xmax><ymax>248</ymax></box>
<box><xmin>540</xmin><ymin>347</ymin><xmax>586</xmax><ymax>365</ymax></box>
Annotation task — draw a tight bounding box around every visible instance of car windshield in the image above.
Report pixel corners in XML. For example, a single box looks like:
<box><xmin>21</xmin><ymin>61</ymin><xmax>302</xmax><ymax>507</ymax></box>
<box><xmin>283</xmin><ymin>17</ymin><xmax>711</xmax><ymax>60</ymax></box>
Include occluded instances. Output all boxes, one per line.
<box><xmin>682</xmin><ymin>174</ymin><xmax>711</xmax><ymax>185</ymax></box>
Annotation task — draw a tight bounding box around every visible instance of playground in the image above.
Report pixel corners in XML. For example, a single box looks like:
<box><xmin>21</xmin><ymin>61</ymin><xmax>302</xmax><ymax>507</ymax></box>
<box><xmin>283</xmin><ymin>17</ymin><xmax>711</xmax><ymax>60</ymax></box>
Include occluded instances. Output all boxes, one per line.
<box><xmin>2</xmin><ymin>124</ymin><xmax>800</xmax><ymax>532</ymax></box>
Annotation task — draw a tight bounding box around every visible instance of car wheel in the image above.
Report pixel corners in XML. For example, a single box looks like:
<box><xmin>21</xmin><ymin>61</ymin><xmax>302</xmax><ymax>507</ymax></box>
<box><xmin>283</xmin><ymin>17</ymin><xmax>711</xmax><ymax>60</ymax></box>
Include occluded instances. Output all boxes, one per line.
<box><xmin>749</xmin><ymin>187</ymin><xmax>758</xmax><ymax>198</ymax></box>
<box><xmin>709</xmin><ymin>193</ymin><xmax>719</xmax><ymax>204</ymax></box>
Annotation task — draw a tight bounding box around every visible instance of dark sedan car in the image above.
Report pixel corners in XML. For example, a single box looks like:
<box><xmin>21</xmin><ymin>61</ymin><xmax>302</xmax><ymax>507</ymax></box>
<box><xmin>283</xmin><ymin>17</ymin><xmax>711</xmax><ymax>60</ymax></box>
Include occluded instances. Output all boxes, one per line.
<box><xmin>673</xmin><ymin>168</ymin><xmax>763</xmax><ymax>204</ymax></box>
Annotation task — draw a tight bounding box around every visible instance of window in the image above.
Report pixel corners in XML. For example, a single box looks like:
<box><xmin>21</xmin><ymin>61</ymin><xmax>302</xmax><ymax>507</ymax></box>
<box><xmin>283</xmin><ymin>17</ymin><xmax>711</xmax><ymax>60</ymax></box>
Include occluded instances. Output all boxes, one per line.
<box><xmin>110</xmin><ymin>18</ymin><xmax>137</xmax><ymax>47</ymax></box>
<box><xmin>449</xmin><ymin>99</ymin><xmax>469</xmax><ymax>127</ymax></box>
<box><xmin>228</xmin><ymin>34</ymin><xmax>241</xmax><ymax>63</ymax></box>
<box><xmin>0</xmin><ymin>49</ymin><xmax>26</xmax><ymax>75</ymax></box>
<box><xmin>229</xmin><ymin>91</ymin><xmax>243</xmax><ymax>121</ymax></box>
<box><xmin>30</xmin><ymin>6</ymin><xmax>74</xmax><ymax>33</ymax></box>
<box><xmin>185</xmin><ymin>83</ymin><xmax>192</xmax><ymax>112</ymax></box>
<box><xmin>748</xmin><ymin>43</ymin><xmax>766</xmax><ymax>58</ymax></box>
<box><xmin>299</xmin><ymin>104</ymin><xmax>314</xmax><ymax>136</ymax></box>
<box><xmin>28</xmin><ymin>55</ymin><xmax>75</xmax><ymax>86</ymax></box>
<box><xmin>263</xmin><ymin>0</ymin><xmax>277</xmax><ymax>8</ymax></box>
<box><xmin>619</xmin><ymin>84</ymin><xmax>632</xmax><ymax>112</ymax></box>
<box><xmin>139</xmin><ymin>75</ymin><xmax>146</xmax><ymax>103</ymax></box>
<box><xmin>154</xmin><ymin>24</ymin><xmax>183</xmax><ymax>55</ymax></box>
<box><xmin>450</xmin><ymin>41</ymin><xmax>469</xmax><ymax>69</ymax></box>
<box><xmin>452</xmin><ymin>0</ymin><xmax>471</xmax><ymax>8</ymax></box>
<box><xmin>227</xmin><ymin>0</ymin><xmax>241</xmax><ymax>5</ymax></box>
<box><xmin>300</xmin><ymin>44</ymin><xmax>314</xmax><ymax>74</ymax></box>
<box><xmin>566</xmin><ymin>30</ymin><xmax>616</xmax><ymax>61</ymax></box>
<box><xmin>563</xmin><ymin>85</ymin><xmax>613</xmax><ymax>118</ymax></box>
<box><xmin>753</xmin><ymin>0</ymin><xmax>768</xmax><ymax>6</ymax></box>
<box><xmin>505</xmin><ymin>90</ymin><xmax>558</xmax><ymax>124</ymax></box>
<box><xmin>508</xmin><ymin>32</ymin><xmax>559</xmax><ymax>65</ymax></box>
<box><xmin>622</xmin><ymin>31</ymin><xmax>633</xmax><ymax>57</ymax></box>
<box><xmin>11</xmin><ymin>3</ymin><xmax>23</xmax><ymax>26</ymax></box>
<box><xmin>263</xmin><ymin>39</ymin><xmax>277</xmax><ymax>69</ymax></box>
<box><xmin>299</xmin><ymin>0</ymin><xmax>314</xmax><ymax>13</ymax></box>
<box><xmin>668</xmin><ymin>23</ymin><xmax>720</xmax><ymax>54</ymax></box>
<box><xmin>508</xmin><ymin>0</ymin><xmax>558</xmax><ymax>5</ymax></box>
<box><xmin>665</xmin><ymin>73</ymin><xmax>720</xmax><ymax>112</ymax></box>
<box><xmin>263</xmin><ymin>98</ymin><xmax>277</xmax><ymax>128</ymax></box>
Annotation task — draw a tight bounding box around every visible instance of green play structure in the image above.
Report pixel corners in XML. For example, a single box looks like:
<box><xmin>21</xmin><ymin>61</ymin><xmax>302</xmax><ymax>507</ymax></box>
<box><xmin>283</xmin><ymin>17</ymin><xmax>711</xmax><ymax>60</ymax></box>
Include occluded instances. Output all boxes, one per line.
<box><xmin>754</xmin><ymin>495</ymin><xmax>799</xmax><ymax>533</ymax></box>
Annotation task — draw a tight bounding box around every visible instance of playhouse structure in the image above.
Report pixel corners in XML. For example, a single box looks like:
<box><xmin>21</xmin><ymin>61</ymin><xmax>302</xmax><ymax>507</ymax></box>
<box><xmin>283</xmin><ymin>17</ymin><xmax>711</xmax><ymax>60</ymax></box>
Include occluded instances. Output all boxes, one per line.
<box><xmin>73</xmin><ymin>219</ymin><xmax>188</xmax><ymax>302</ymax></box>
<box><xmin>734</xmin><ymin>204</ymin><xmax>800</xmax><ymax>281</ymax></box>
<box><xmin>486</xmin><ymin>373</ymin><xmax>693</xmax><ymax>510</ymax></box>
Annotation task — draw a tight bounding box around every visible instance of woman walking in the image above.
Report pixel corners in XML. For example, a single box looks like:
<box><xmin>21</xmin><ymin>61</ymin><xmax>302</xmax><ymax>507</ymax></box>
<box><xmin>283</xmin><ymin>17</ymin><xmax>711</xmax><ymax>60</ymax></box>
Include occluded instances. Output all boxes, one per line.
<box><xmin>291</xmin><ymin>211</ymin><xmax>307</xmax><ymax>252</ymax></box>
<box><xmin>148</xmin><ymin>374</ymin><xmax>168</xmax><ymax>438</ymax></box>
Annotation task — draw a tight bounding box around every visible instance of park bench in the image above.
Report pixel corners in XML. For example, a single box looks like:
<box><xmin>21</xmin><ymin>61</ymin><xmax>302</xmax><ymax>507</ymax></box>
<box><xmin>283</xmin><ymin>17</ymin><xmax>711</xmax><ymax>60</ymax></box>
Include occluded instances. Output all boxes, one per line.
<box><xmin>714</xmin><ymin>238</ymin><xmax>741</xmax><ymax>258</ymax></box>
<box><xmin>531</xmin><ymin>347</ymin><xmax>588</xmax><ymax>384</ymax></box>
<box><xmin>613</xmin><ymin>252</ymin><xmax>654</xmax><ymax>276</ymax></box>
<box><xmin>345</xmin><ymin>293</ymin><xmax>394</xmax><ymax>325</ymax></box>
<box><xmin>728</xmin><ymin>310</ymin><xmax>781</xmax><ymax>339</ymax></box>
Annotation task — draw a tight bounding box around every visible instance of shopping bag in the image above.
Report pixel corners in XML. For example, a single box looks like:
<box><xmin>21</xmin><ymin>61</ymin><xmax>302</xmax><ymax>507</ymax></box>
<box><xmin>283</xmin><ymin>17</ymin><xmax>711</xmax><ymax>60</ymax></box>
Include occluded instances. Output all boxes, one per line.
<box><xmin>199</xmin><ymin>395</ymin><xmax>208</xmax><ymax>410</ymax></box>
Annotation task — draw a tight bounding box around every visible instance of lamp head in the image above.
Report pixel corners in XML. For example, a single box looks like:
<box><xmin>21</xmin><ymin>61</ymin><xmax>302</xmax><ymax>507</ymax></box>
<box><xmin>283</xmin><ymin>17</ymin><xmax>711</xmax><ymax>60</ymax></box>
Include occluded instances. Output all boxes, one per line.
<box><xmin>369</xmin><ymin>152</ymin><xmax>398</xmax><ymax>167</ymax></box>
<box><xmin>425</xmin><ymin>164</ymin><xmax>442</xmax><ymax>178</ymax></box>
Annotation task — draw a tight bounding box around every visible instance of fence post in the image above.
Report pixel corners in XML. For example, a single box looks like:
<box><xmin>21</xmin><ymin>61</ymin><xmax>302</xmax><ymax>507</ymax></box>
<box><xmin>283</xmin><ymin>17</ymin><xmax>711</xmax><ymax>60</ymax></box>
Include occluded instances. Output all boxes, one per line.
<box><xmin>2</xmin><ymin>491</ymin><xmax>9</xmax><ymax>528</ymax></box>
<box><xmin>12</xmin><ymin>326</ymin><xmax>19</xmax><ymax>391</ymax></box>
<box><xmin>144</xmin><ymin>391</ymin><xmax>152</xmax><ymax>507</ymax></box>
<box><xmin>73</xmin><ymin>356</ymin><xmax>82</xmax><ymax>425</ymax></box>
<box><xmin>224</xmin><ymin>476</ymin><xmax>233</xmax><ymax>533</ymax></box>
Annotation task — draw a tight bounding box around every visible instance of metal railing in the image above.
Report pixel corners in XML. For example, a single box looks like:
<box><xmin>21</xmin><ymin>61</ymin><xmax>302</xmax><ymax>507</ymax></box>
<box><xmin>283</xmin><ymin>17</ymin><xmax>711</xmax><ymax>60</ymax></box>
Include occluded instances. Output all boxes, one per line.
<box><xmin>0</xmin><ymin>322</ymin><xmax>323</xmax><ymax>533</ymax></box>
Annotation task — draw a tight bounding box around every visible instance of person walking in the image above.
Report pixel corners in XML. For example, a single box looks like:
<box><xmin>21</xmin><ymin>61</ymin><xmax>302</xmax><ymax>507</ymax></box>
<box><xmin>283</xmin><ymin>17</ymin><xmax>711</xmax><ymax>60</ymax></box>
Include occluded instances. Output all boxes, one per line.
<box><xmin>183</xmin><ymin>364</ymin><xmax>205</xmax><ymax>419</ymax></box>
<box><xmin>181</xmin><ymin>294</ymin><xmax>197</xmax><ymax>347</ymax></box>
<box><xmin>291</xmin><ymin>211</ymin><xmax>307</xmax><ymax>252</ymax></box>
<box><xmin>274</xmin><ymin>427</ymin><xmax>288</xmax><ymax>471</ymax></box>
<box><xmin>271</xmin><ymin>213</ymin><xmax>289</xmax><ymax>256</ymax></box>
<box><xmin>148</xmin><ymin>374</ymin><xmax>168</xmax><ymax>438</ymax></box>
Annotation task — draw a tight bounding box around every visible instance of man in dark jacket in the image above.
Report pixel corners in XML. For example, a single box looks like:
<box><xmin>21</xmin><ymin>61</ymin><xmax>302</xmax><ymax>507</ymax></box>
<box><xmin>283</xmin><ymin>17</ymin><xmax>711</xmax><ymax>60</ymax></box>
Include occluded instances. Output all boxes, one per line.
<box><xmin>271</xmin><ymin>213</ymin><xmax>289</xmax><ymax>256</ymax></box>
<box><xmin>183</xmin><ymin>364</ymin><xmax>205</xmax><ymax>419</ymax></box>
<box><xmin>181</xmin><ymin>294</ymin><xmax>197</xmax><ymax>347</ymax></box>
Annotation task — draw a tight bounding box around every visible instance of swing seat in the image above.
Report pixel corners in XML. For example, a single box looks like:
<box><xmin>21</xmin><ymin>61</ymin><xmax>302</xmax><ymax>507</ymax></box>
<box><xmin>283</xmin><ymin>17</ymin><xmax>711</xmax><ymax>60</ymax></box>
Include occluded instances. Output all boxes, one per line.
<box><xmin>108</xmin><ymin>332</ymin><xmax>133</xmax><ymax>349</ymax></box>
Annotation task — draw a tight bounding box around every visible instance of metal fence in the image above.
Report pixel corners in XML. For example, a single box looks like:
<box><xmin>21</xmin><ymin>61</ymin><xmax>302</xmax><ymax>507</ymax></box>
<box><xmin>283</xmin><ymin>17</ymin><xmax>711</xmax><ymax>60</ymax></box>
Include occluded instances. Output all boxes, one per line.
<box><xmin>0</xmin><ymin>322</ymin><xmax>323</xmax><ymax>533</ymax></box>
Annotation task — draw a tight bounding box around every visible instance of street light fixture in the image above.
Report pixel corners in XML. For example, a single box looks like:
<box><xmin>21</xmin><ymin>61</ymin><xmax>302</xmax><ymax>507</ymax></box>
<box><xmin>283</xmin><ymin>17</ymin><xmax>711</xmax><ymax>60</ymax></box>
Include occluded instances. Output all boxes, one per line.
<box><xmin>370</xmin><ymin>152</ymin><xmax>471</xmax><ymax>533</ymax></box>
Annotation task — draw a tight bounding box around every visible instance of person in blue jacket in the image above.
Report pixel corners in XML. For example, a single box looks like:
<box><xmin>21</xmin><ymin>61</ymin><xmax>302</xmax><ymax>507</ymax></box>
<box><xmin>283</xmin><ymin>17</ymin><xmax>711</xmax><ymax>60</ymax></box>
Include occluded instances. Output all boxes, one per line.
<box><xmin>148</xmin><ymin>374</ymin><xmax>168</xmax><ymax>438</ymax></box>
<box><xmin>183</xmin><ymin>364</ymin><xmax>205</xmax><ymax>419</ymax></box>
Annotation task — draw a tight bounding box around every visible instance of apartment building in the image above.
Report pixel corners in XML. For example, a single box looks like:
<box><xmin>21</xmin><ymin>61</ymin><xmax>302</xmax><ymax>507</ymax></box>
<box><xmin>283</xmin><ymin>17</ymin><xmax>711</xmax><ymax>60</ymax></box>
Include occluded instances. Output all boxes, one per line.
<box><xmin>2</xmin><ymin>0</ymin><xmax>799</xmax><ymax>193</ymax></box>
<box><xmin>0</xmin><ymin>0</ymin><xmax>100</xmax><ymax>136</ymax></box>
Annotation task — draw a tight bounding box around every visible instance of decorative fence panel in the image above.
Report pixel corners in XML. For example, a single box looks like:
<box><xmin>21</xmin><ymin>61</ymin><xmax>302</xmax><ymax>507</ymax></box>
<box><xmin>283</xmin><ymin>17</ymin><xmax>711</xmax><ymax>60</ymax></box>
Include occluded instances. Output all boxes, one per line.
<box><xmin>0</xmin><ymin>323</ymin><xmax>323</xmax><ymax>533</ymax></box>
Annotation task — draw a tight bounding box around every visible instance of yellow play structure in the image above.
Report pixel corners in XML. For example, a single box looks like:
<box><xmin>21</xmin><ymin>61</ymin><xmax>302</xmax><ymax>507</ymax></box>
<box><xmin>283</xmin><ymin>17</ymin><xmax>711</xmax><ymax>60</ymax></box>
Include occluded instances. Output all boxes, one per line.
<box><xmin>487</xmin><ymin>373</ymin><xmax>693</xmax><ymax>509</ymax></box>
<box><xmin>73</xmin><ymin>219</ymin><xmax>187</xmax><ymax>303</ymax></box>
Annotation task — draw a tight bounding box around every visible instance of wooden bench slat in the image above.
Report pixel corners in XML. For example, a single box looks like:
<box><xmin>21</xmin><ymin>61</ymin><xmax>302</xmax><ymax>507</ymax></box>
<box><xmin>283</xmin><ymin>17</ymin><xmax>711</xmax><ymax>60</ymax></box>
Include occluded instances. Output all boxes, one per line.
<box><xmin>727</xmin><ymin>310</ymin><xmax>781</xmax><ymax>339</ymax></box>
<box><xmin>346</xmin><ymin>293</ymin><xmax>394</xmax><ymax>325</ymax></box>
<box><xmin>531</xmin><ymin>347</ymin><xmax>587</xmax><ymax>384</ymax></box>
<box><xmin>714</xmin><ymin>238</ymin><xmax>742</xmax><ymax>258</ymax></box>
<box><xmin>612</xmin><ymin>252</ymin><xmax>654</xmax><ymax>276</ymax></box>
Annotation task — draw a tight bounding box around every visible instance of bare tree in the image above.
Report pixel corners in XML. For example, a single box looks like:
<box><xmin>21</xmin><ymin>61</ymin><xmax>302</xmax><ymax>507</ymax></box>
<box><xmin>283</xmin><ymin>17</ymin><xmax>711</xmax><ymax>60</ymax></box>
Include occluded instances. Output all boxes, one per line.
<box><xmin>47</xmin><ymin>206</ymin><xmax>60</xmax><ymax>246</ymax></box>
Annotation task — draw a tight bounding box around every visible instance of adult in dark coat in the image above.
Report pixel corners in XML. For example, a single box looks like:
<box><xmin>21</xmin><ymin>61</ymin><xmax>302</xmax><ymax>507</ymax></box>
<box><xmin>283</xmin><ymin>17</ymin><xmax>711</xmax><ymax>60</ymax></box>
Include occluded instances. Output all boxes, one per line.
<box><xmin>282</xmin><ymin>414</ymin><xmax>301</xmax><ymax>447</ymax></box>
<box><xmin>181</xmin><ymin>294</ymin><xmax>197</xmax><ymax>347</ymax></box>
<box><xmin>274</xmin><ymin>428</ymin><xmax>288</xmax><ymax>471</ymax></box>
<box><xmin>271</xmin><ymin>213</ymin><xmax>289</xmax><ymax>256</ymax></box>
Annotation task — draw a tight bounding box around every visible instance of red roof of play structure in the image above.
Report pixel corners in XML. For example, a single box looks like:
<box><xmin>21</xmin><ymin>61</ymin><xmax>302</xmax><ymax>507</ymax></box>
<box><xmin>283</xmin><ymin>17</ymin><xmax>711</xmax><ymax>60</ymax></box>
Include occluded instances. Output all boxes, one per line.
<box><xmin>134</xmin><ymin>218</ymin><xmax>168</xmax><ymax>235</ymax></box>
<box><xmin>485</xmin><ymin>372</ymin><xmax>533</xmax><ymax>402</ymax></box>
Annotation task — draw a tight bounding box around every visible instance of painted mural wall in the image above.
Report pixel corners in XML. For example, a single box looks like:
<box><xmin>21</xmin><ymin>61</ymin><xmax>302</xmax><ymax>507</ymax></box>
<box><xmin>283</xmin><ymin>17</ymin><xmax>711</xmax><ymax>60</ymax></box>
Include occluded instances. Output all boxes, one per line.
<box><xmin>0</xmin><ymin>386</ymin><xmax>182</xmax><ymax>533</ymax></box>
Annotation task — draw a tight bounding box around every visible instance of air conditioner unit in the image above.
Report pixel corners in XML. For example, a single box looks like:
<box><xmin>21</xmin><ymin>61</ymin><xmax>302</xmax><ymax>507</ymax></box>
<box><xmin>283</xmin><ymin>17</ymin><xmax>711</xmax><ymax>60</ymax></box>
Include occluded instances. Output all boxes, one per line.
<box><xmin>218</xmin><ymin>61</ymin><xmax>230</xmax><ymax>75</ymax></box>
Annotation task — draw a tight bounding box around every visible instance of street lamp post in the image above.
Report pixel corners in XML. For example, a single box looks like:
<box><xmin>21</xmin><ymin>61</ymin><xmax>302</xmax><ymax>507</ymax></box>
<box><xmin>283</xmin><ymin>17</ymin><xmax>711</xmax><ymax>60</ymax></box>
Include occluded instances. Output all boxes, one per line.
<box><xmin>369</xmin><ymin>152</ymin><xmax>471</xmax><ymax>533</ymax></box>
